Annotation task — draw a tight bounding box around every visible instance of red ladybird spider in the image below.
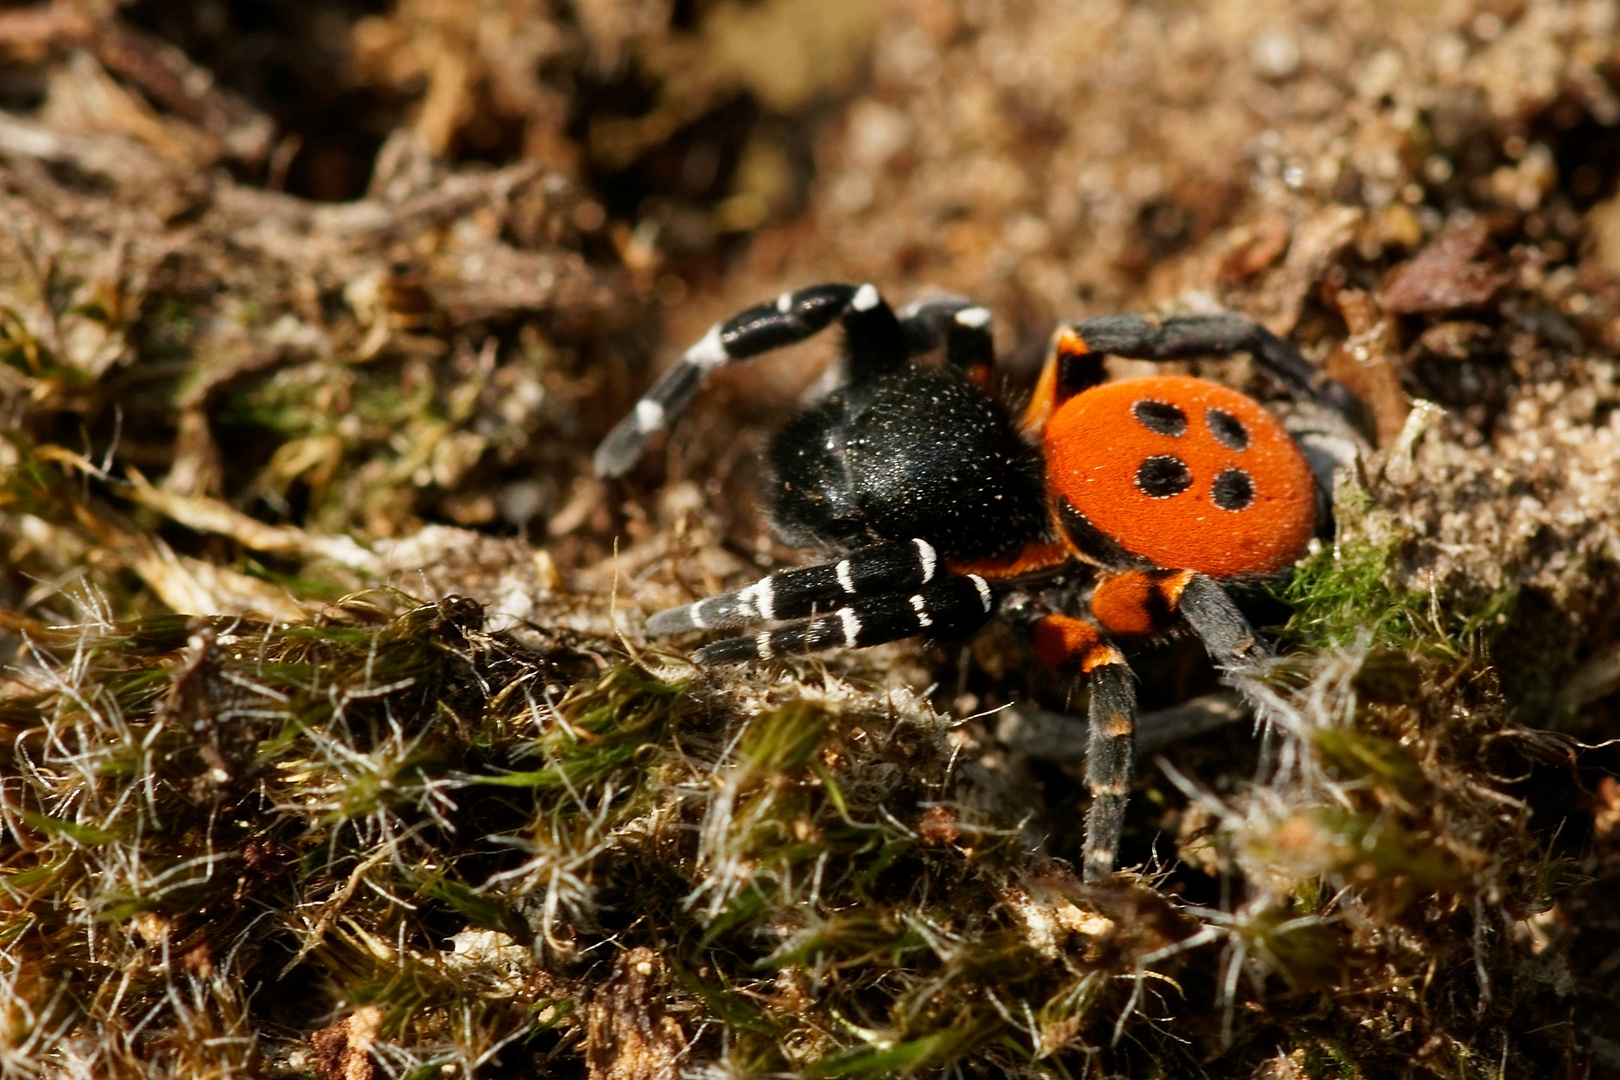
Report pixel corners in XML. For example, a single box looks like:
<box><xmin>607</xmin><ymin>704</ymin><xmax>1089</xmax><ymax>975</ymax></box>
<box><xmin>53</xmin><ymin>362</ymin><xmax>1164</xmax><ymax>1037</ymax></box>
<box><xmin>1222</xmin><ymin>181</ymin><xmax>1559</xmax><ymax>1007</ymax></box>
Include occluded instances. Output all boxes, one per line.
<box><xmin>594</xmin><ymin>283</ymin><xmax>1360</xmax><ymax>881</ymax></box>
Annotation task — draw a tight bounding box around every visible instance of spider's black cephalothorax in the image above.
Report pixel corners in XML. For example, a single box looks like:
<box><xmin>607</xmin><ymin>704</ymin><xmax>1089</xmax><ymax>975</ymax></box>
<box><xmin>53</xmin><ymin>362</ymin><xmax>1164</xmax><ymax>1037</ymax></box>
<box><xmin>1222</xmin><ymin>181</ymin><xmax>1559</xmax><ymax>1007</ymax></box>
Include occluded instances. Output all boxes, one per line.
<box><xmin>766</xmin><ymin>364</ymin><xmax>1047</xmax><ymax>557</ymax></box>
<box><xmin>596</xmin><ymin>282</ymin><xmax>1359</xmax><ymax>879</ymax></box>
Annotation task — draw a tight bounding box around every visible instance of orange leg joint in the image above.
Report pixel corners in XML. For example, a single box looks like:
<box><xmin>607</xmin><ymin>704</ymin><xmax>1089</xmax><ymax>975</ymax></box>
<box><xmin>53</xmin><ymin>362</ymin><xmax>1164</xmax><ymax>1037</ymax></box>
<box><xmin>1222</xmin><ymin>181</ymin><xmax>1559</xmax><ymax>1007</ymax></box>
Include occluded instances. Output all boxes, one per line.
<box><xmin>1020</xmin><ymin>327</ymin><xmax>1105</xmax><ymax>438</ymax></box>
<box><xmin>1031</xmin><ymin>613</ymin><xmax>1125</xmax><ymax>675</ymax></box>
<box><xmin>1090</xmin><ymin>568</ymin><xmax>1196</xmax><ymax>638</ymax></box>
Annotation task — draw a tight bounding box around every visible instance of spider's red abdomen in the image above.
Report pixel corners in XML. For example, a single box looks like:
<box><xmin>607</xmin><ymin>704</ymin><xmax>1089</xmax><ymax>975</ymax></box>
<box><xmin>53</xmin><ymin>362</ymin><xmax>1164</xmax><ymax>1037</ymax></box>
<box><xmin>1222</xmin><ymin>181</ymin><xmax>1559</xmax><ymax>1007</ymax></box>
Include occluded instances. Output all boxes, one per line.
<box><xmin>1044</xmin><ymin>375</ymin><xmax>1315</xmax><ymax>578</ymax></box>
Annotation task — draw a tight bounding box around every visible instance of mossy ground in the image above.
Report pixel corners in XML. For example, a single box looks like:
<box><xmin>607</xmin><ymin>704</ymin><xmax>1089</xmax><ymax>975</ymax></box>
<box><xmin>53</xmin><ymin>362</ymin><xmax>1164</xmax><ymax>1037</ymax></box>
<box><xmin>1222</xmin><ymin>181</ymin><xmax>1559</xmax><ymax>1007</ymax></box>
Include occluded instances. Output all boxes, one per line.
<box><xmin>2</xmin><ymin>1</ymin><xmax>1620</xmax><ymax>1078</ymax></box>
<box><xmin>0</xmin><ymin>516</ymin><xmax>1606</xmax><ymax>1077</ymax></box>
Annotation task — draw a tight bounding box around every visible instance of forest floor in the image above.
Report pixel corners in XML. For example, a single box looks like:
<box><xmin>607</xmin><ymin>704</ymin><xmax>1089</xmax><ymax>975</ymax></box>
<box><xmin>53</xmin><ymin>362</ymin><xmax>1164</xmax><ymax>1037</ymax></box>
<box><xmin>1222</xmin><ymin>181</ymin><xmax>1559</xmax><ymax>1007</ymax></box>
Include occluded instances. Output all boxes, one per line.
<box><xmin>1</xmin><ymin>1</ymin><xmax>1619</xmax><ymax>1077</ymax></box>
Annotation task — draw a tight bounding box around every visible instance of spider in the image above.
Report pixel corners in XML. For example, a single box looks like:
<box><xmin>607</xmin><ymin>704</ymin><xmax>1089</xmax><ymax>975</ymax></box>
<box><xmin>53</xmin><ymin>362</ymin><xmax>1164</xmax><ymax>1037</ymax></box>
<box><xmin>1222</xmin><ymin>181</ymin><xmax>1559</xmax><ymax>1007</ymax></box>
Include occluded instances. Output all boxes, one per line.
<box><xmin>594</xmin><ymin>283</ymin><xmax>1359</xmax><ymax>881</ymax></box>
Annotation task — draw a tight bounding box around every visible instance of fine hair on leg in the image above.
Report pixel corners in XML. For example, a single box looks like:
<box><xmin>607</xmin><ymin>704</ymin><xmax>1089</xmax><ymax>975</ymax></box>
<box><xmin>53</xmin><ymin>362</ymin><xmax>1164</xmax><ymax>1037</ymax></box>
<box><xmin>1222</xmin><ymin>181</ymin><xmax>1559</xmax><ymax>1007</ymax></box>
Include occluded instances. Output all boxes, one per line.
<box><xmin>1176</xmin><ymin>574</ymin><xmax>1270</xmax><ymax>671</ymax></box>
<box><xmin>690</xmin><ymin>572</ymin><xmax>995</xmax><ymax>664</ymax></box>
<box><xmin>1083</xmin><ymin>660</ymin><xmax>1137</xmax><ymax>882</ymax></box>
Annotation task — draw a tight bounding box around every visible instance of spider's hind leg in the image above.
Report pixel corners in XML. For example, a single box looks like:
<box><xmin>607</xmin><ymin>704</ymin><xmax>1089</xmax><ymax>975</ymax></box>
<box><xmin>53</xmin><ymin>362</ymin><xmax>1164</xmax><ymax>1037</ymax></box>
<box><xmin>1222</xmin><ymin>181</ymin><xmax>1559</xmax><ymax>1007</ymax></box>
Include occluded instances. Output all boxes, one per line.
<box><xmin>1074</xmin><ymin>312</ymin><xmax>1356</xmax><ymax>417</ymax></box>
<box><xmin>1042</xmin><ymin>570</ymin><xmax>1272</xmax><ymax>882</ymax></box>
<box><xmin>1020</xmin><ymin>311</ymin><xmax>1360</xmax><ymax>441</ymax></box>
<box><xmin>1173</xmin><ymin>573</ymin><xmax>1271</xmax><ymax>672</ymax></box>
<box><xmin>1083</xmin><ymin>662</ymin><xmax>1138</xmax><ymax>882</ymax></box>
<box><xmin>1090</xmin><ymin>569</ymin><xmax>1271</xmax><ymax>672</ymax></box>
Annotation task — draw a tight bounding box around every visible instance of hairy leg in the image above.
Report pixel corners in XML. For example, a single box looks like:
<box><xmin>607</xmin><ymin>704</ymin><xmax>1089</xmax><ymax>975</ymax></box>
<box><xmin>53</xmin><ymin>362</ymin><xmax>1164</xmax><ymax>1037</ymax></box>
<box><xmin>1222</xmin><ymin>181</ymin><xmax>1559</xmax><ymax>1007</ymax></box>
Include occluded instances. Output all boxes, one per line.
<box><xmin>646</xmin><ymin>538</ymin><xmax>943</xmax><ymax>635</ymax></box>
<box><xmin>595</xmin><ymin>282</ymin><xmax>909</xmax><ymax>477</ymax></box>
<box><xmin>689</xmin><ymin>572</ymin><xmax>995</xmax><ymax>664</ymax></box>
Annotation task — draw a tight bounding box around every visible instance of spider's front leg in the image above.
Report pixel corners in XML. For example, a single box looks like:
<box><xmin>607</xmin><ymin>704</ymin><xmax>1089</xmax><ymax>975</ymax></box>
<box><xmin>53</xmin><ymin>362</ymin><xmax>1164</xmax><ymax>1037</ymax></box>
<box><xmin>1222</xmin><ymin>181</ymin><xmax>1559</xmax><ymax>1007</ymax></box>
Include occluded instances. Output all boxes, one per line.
<box><xmin>593</xmin><ymin>281</ymin><xmax>1008</xmax><ymax>481</ymax></box>
<box><xmin>647</xmin><ymin>538</ymin><xmax>942</xmax><ymax>635</ymax></box>
<box><xmin>645</xmin><ymin>539</ymin><xmax>996</xmax><ymax>663</ymax></box>
<box><xmin>689</xmin><ymin>572</ymin><xmax>995</xmax><ymax>664</ymax></box>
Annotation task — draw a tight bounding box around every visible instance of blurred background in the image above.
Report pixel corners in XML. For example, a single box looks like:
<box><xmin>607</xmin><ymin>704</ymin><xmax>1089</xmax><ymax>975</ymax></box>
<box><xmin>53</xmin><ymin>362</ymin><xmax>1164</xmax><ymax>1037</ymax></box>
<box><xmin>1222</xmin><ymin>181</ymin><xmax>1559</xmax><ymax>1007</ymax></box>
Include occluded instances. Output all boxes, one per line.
<box><xmin>2</xmin><ymin>2</ymin><xmax>1620</xmax><ymax>1076</ymax></box>
<box><xmin>4</xmin><ymin>0</ymin><xmax>1620</xmax><ymax>707</ymax></box>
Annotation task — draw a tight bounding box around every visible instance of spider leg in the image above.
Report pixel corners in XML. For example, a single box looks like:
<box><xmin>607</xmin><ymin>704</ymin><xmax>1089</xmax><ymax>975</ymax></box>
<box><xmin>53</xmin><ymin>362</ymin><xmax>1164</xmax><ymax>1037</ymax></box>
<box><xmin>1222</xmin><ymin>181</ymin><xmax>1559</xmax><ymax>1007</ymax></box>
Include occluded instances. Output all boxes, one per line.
<box><xmin>1056</xmin><ymin>570</ymin><xmax>1269</xmax><ymax>881</ymax></box>
<box><xmin>1020</xmin><ymin>312</ymin><xmax>1357</xmax><ymax>439</ymax></box>
<box><xmin>1084</xmin><ymin>662</ymin><xmax>1138</xmax><ymax>882</ymax></box>
<box><xmin>1019</xmin><ymin>326</ymin><xmax>1107</xmax><ymax>437</ymax></box>
<box><xmin>1026</xmin><ymin>611</ymin><xmax>1137</xmax><ymax>882</ymax></box>
<box><xmin>1090</xmin><ymin>568</ymin><xmax>1269</xmax><ymax>670</ymax></box>
<box><xmin>1173</xmin><ymin>573</ymin><xmax>1271</xmax><ymax>670</ymax></box>
<box><xmin>594</xmin><ymin>282</ymin><xmax>907</xmax><ymax>477</ymax></box>
<box><xmin>689</xmin><ymin>572</ymin><xmax>995</xmax><ymax>664</ymax></box>
<box><xmin>646</xmin><ymin>538</ymin><xmax>942</xmax><ymax>635</ymax></box>
<box><xmin>1168</xmin><ymin>573</ymin><xmax>1288</xmax><ymax>783</ymax></box>
<box><xmin>1073</xmin><ymin>312</ymin><xmax>1358</xmax><ymax>420</ymax></box>
<box><xmin>896</xmin><ymin>295</ymin><xmax>996</xmax><ymax>390</ymax></box>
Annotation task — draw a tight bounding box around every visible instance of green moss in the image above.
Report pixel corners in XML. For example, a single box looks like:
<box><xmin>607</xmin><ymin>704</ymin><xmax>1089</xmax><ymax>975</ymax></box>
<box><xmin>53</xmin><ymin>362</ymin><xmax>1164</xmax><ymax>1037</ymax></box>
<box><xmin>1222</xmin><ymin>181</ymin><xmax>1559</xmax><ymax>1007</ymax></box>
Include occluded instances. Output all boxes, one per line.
<box><xmin>1279</xmin><ymin>490</ymin><xmax>1514</xmax><ymax>666</ymax></box>
<box><xmin>1280</xmin><ymin>538</ymin><xmax>1426</xmax><ymax>652</ymax></box>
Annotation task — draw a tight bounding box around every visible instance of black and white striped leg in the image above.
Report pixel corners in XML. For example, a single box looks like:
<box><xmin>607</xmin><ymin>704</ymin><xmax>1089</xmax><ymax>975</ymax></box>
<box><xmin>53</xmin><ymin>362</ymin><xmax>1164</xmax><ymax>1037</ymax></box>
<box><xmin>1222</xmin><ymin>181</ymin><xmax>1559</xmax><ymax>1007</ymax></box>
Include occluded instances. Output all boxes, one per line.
<box><xmin>689</xmin><ymin>572</ymin><xmax>996</xmax><ymax>664</ymax></box>
<box><xmin>594</xmin><ymin>282</ymin><xmax>907</xmax><ymax>477</ymax></box>
<box><xmin>896</xmin><ymin>295</ymin><xmax>996</xmax><ymax>386</ymax></box>
<box><xmin>1082</xmin><ymin>658</ymin><xmax>1138</xmax><ymax>883</ymax></box>
<box><xmin>646</xmin><ymin>538</ymin><xmax>943</xmax><ymax>636</ymax></box>
<box><xmin>1175</xmin><ymin>573</ymin><xmax>1270</xmax><ymax>672</ymax></box>
<box><xmin>1072</xmin><ymin>312</ymin><xmax>1359</xmax><ymax>421</ymax></box>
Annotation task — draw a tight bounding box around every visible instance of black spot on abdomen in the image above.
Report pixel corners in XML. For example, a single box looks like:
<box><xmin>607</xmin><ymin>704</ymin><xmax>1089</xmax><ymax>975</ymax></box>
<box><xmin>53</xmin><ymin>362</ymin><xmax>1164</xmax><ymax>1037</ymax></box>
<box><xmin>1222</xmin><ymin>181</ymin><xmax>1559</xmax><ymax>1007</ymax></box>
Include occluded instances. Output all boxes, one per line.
<box><xmin>1206</xmin><ymin>408</ymin><xmax>1250</xmax><ymax>451</ymax></box>
<box><xmin>1132</xmin><ymin>399</ymin><xmax>1188</xmax><ymax>436</ymax></box>
<box><xmin>1136</xmin><ymin>455</ymin><xmax>1193</xmax><ymax>498</ymax></box>
<box><xmin>1211</xmin><ymin>467</ymin><xmax>1254</xmax><ymax>511</ymax></box>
